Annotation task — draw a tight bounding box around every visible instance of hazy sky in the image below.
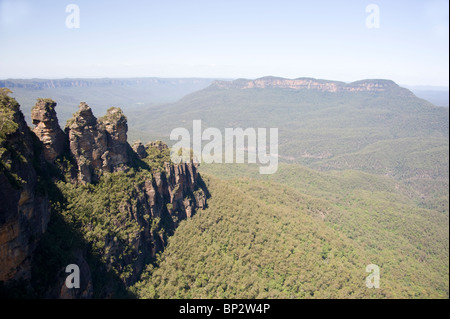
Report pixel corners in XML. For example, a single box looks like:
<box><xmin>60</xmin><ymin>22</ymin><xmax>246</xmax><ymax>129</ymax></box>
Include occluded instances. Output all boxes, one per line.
<box><xmin>0</xmin><ymin>0</ymin><xmax>448</xmax><ymax>86</ymax></box>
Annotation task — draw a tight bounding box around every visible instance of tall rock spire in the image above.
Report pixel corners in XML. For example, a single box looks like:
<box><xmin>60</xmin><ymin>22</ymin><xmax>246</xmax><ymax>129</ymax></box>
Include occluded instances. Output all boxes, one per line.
<box><xmin>31</xmin><ymin>98</ymin><xmax>67</xmax><ymax>163</ymax></box>
<box><xmin>65</xmin><ymin>103</ymin><xmax>131</xmax><ymax>183</ymax></box>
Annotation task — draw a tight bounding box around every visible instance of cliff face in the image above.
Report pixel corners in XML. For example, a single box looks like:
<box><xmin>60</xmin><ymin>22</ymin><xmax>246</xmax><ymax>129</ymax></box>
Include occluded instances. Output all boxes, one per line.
<box><xmin>31</xmin><ymin>98</ymin><xmax>67</xmax><ymax>163</ymax></box>
<box><xmin>0</xmin><ymin>92</ymin><xmax>50</xmax><ymax>283</ymax></box>
<box><xmin>211</xmin><ymin>76</ymin><xmax>413</xmax><ymax>95</ymax></box>
<box><xmin>0</xmin><ymin>94</ymin><xmax>207</xmax><ymax>298</ymax></box>
<box><xmin>61</xmin><ymin>103</ymin><xmax>207</xmax><ymax>291</ymax></box>
<box><xmin>93</xmin><ymin>160</ymin><xmax>206</xmax><ymax>287</ymax></box>
<box><xmin>161</xmin><ymin>161</ymin><xmax>206</xmax><ymax>221</ymax></box>
<box><xmin>65</xmin><ymin>103</ymin><xmax>131</xmax><ymax>183</ymax></box>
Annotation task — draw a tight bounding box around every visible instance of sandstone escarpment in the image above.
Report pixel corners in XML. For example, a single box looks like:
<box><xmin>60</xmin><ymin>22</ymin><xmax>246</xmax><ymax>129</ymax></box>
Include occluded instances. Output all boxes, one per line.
<box><xmin>162</xmin><ymin>161</ymin><xmax>205</xmax><ymax>220</ymax></box>
<box><xmin>1</xmin><ymin>93</ymin><xmax>208</xmax><ymax>297</ymax></box>
<box><xmin>98</xmin><ymin>107</ymin><xmax>130</xmax><ymax>172</ymax></box>
<box><xmin>96</xmin><ymin>148</ymin><xmax>207</xmax><ymax>287</ymax></box>
<box><xmin>212</xmin><ymin>76</ymin><xmax>413</xmax><ymax>95</ymax></box>
<box><xmin>63</xmin><ymin>102</ymin><xmax>207</xmax><ymax>250</ymax></box>
<box><xmin>0</xmin><ymin>92</ymin><xmax>50</xmax><ymax>283</ymax></box>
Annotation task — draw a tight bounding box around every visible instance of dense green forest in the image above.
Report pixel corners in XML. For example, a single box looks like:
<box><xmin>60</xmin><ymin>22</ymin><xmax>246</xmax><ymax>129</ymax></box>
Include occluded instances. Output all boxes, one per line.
<box><xmin>29</xmin><ymin>158</ymin><xmax>449</xmax><ymax>298</ymax></box>
<box><xmin>132</xmin><ymin>164</ymin><xmax>448</xmax><ymax>299</ymax></box>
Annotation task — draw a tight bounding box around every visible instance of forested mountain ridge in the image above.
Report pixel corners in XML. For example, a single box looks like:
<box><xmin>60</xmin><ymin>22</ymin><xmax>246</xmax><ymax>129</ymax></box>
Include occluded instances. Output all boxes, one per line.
<box><xmin>128</xmin><ymin>77</ymin><xmax>448</xmax><ymax>213</ymax></box>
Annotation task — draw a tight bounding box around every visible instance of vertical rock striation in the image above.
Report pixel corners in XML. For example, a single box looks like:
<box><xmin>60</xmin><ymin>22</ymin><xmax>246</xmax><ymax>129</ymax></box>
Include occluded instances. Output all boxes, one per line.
<box><xmin>98</xmin><ymin>107</ymin><xmax>130</xmax><ymax>173</ymax></box>
<box><xmin>0</xmin><ymin>93</ymin><xmax>50</xmax><ymax>282</ymax></box>
<box><xmin>131</xmin><ymin>141</ymin><xmax>147</xmax><ymax>159</ymax></box>
<box><xmin>65</xmin><ymin>103</ymin><xmax>132</xmax><ymax>183</ymax></box>
<box><xmin>65</xmin><ymin>102</ymin><xmax>107</xmax><ymax>183</ymax></box>
<box><xmin>31</xmin><ymin>99</ymin><xmax>67</xmax><ymax>163</ymax></box>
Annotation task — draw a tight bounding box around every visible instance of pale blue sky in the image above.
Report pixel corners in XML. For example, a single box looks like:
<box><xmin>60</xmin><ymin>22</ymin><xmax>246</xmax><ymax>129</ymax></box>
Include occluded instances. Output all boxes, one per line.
<box><xmin>0</xmin><ymin>0</ymin><xmax>448</xmax><ymax>86</ymax></box>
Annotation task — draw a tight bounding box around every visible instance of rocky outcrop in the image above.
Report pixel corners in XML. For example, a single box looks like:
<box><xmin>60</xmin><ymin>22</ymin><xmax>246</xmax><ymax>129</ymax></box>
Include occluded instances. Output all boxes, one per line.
<box><xmin>132</xmin><ymin>141</ymin><xmax>147</xmax><ymax>159</ymax></box>
<box><xmin>31</xmin><ymin>98</ymin><xmax>67</xmax><ymax>163</ymax></box>
<box><xmin>161</xmin><ymin>161</ymin><xmax>205</xmax><ymax>220</ymax></box>
<box><xmin>98</xmin><ymin>107</ymin><xmax>129</xmax><ymax>172</ymax></box>
<box><xmin>100</xmin><ymin>160</ymin><xmax>206</xmax><ymax>286</ymax></box>
<box><xmin>63</xmin><ymin>103</ymin><xmax>207</xmax><ymax>263</ymax></box>
<box><xmin>147</xmin><ymin>140</ymin><xmax>168</xmax><ymax>152</ymax></box>
<box><xmin>65</xmin><ymin>102</ymin><xmax>107</xmax><ymax>183</ymax></box>
<box><xmin>0</xmin><ymin>93</ymin><xmax>50</xmax><ymax>283</ymax></box>
<box><xmin>65</xmin><ymin>103</ymin><xmax>131</xmax><ymax>183</ymax></box>
<box><xmin>1</xmin><ymin>94</ymin><xmax>208</xmax><ymax>298</ymax></box>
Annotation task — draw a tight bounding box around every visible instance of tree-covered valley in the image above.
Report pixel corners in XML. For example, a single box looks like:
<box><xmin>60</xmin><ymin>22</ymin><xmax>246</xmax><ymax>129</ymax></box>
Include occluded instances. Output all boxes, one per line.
<box><xmin>0</xmin><ymin>77</ymin><xmax>448</xmax><ymax>299</ymax></box>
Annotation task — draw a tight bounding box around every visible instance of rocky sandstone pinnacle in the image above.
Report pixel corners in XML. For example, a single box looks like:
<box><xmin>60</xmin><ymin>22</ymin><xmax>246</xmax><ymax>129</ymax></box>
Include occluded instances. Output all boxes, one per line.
<box><xmin>132</xmin><ymin>141</ymin><xmax>147</xmax><ymax>159</ymax></box>
<box><xmin>2</xmin><ymin>95</ymin><xmax>207</xmax><ymax>296</ymax></box>
<box><xmin>99</xmin><ymin>107</ymin><xmax>129</xmax><ymax>171</ymax></box>
<box><xmin>0</xmin><ymin>97</ymin><xmax>50</xmax><ymax>282</ymax></box>
<box><xmin>65</xmin><ymin>103</ymin><xmax>131</xmax><ymax>183</ymax></box>
<box><xmin>31</xmin><ymin>99</ymin><xmax>67</xmax><ymax>163</ymax></box>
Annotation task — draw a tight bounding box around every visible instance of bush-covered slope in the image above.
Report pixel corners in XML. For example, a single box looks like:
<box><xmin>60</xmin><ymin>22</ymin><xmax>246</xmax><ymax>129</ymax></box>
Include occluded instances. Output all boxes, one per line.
<box><xmin>133</xmin><ymin>174</ymin><xmax>381</xmax><ymax>299</ymax></box>
<box><xmin>133</xmin><ymin>168</ymin><xmax>449</xmax><ymax>298</ymax></box>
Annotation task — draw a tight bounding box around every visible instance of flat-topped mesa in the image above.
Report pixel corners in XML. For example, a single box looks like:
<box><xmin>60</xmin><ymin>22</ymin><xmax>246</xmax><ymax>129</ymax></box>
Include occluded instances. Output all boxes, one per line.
<box><xmin>65</xmin><ymin>103</ymin><xmax>131</xmax><ymax>183</ymax></box>
<box><xmin>211</xmin><ymin>77</ymin><xmax>411</xmax><ymax>94</ymax></box>
<box><xmin>31</xmin><ymin>98</ymin><xmax>67</xmax><ymax>163</ymax></box>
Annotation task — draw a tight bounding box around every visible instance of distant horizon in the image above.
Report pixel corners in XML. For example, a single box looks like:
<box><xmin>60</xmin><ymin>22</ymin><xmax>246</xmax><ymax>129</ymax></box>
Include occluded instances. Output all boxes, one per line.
<box><xmin>0</xmin><ymin>75</ymin><xmax>448</xmax><ymax>90</ymax></box>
